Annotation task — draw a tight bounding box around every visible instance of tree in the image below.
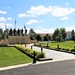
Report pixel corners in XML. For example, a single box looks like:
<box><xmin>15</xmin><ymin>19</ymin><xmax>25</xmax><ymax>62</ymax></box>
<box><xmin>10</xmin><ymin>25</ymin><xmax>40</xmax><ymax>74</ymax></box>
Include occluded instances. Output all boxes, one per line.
<box><xmin>17</xmin><ymin>29</ymin><xmax>20</xmax><ymax>36</ymax></box>
<box><xmin>13</xmin><ymin>28</ymin><xmax>16</xmax><ymax>36</ymax></box>
<box><xmin>52</xmin><ymin>28</ymin><xmax>60</xmax><ymax>41</ymax></box>
<box><xmin>44</xmin><ymin>34</ymin><xmax>51</xmax><ymax>41</ymax></box>
<box><xmin>0</xmin><ymin>28</ymin><xmax>3</xmax><ymax>39</ymax></box>
<box><xmin>4</xmin><ymin>28</ymin><xmax>9</xmax><ymax>38</ymax></box>
<box><xmin>30</xmin><ymin>35</ymin><xmax>35</xmax><ymax>40</ymax></box>
<box><xmin>29</xmin><ymin>28</ymin><xmax>36</xmax><ymax>40</ymax></box>
<box><xmin>36</xmin><ymin>34</ymin><xmax>42</xmax><ymax>41</ymax></box>
<box><xmin>2</xmin><ymin>33</ymin><xmax>6</xmax><ymax>39</ymax></box>
<box><xmin>21</xmin><ymin>29</ymin><xmax>23</xmax><ymax>36</ymax></box>
<box><xmin>60</xmin><ymin>28</ymin><xmax>66</xmax><ymax>41</ymax></box>
<box><xmin>9</xmin><ymin>28</ymin><xmax>13</xmax><ymax>36</ymax></box>
<box><xmin>0</xmin><ymin>28</ymin><xmax>9</xmax><ymax>39</ymax></box>
<box><xmin>71</xmin><ymin>30</ymin><xmax>75</xmax><ymax>41</ymax></box>
<box><xmin>56</xmin><ymin>33</ymin><xmax>62</xmax><ymax>42</ymax></box>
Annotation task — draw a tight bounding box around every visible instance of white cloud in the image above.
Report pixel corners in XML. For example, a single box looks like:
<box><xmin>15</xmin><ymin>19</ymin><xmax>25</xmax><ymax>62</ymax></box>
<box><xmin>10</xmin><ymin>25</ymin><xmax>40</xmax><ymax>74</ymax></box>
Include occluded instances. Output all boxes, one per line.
<box><xmin>27</xmin><ymin>26</ymin><xmax>75</xmax><ymax>34</ymax></box>
<box><xmin>35</xmin><ymin>26</ymin><xmax>75</xmax><ymax>33</ymax></box>
<box><xmin>7</xmin><ymin>17</ymin><xmax>12</xmax><ymax>20</ymax></box>
<box><xmin>66</xmin><ymin>26</ymin><xmax>75</xmax><ymax>31</ymax></box>
<box><xmin>35</xmin><ymin>28</ymin><xmax>55</xmax><ymax>33</ymax></box>
<box><xmin>52</xmin><ymin>7</ymin><xmax>75</xmax><ymax>17</ymax></box>
<box><xmin>61</xmin><ymin>16</ymin><xmax>69</xmax><ymax>20</ymax></box>
<box><xmin>0</xmin><ymin>17</ymin><xmax>6</xmax><ymax>22</ymax></box>
<box><xmin>18</xmin><ymin>14</ymin><xmax>26</xmax><ymax>18</ymax></box>
<box><xmin>18</xmin><ymin>5</ymin><xmax>75</xmax><ymax>18</ymax></box>
<box><xmin>6</xmin><ymin>23</ymin><xmax>13</xmax><ymax>27</ymax></box>
<box><xmin>26</xmin><ymin>19</ymin><xmax>39</xmax><ymax>25</ymax></box>
<box><xmin>0</xmin><ymin>23</ymin><xmax>12</xmax><ymax>29</ymax></box>
<box><xmin>27</xmin><ymin>5</ymin><xmax>52</xmax><ymax>17</ymax></box>
<box><xmin>18</xmin><ymin>5</ymin><xmax>53</xmax><ymax>18</ymax></box>
<box><xmin>0</xmin><ymin>10</ymin><xmax>7</xmax><ymax>14</ymax></box>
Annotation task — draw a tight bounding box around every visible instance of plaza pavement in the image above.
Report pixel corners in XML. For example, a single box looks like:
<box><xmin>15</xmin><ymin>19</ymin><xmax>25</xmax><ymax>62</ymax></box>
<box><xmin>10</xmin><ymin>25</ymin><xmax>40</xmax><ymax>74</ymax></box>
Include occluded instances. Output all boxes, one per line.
<box><xmin>26</xmin><ymin>44</ymin><xmax>75</xmax><ymax>61</ymax></box>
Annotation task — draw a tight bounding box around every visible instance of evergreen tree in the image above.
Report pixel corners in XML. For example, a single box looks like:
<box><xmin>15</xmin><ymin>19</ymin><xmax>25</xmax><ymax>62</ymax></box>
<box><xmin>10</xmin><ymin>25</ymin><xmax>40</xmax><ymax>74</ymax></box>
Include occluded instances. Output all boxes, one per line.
<box><xmin>44</xmin><ymin>34</ymin><xmax>51</xmax><ymax>41</ymax></box>
<box><xmin>9</xmin><ymin>28</ymin><xmax>13</xmax><ymax>36</ymax></box>
<box><xmin>0</xmin><ymin>28</ymin><xmax>3</xmax><ymax>39</ymax></box>
<box><xmin>52</xmin><ymin>28</ymin><xmax>59</xmax><ymax>41</ymax></box>
<box><xmin>21</xmin><ymin>29</ymin><xmax>23</xmax><ymax>36</ymax></box>
<box><xmin>71</xmin><ymin>30</ymin><xmax>75</xmax><ymax>41</ymax></box>
<box><xmin>17</xmin><ymin>29</ymin><xmax>20</xmax><ymax>36</ymax></box>
<box><xmin>29</xmin><ymin>28</ymin><xmax>36</xmax><ymax>40</ymax></box>
<box><xmin>60</xmin><ymin>28</ymin><xmax>66</xmax><ymax>41</ymax></box>
<box><xmin>13</xmin><ymin>28</ymin><xmax>16</xmax><ymax>36</ymax></box>
<box><xmin>36</xmin><ymin>34</ymin><xmax>42</xmax><ymax>41</ymax></box>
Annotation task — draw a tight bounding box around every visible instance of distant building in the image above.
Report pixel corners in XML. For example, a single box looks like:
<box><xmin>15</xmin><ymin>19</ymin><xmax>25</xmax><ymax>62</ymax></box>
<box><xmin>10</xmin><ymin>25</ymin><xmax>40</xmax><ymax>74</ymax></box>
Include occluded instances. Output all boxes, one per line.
<box><xmin>37</xmin><ymin>32</ymin><xmax>72</xmax><ymax>40</ymax></box>
<box><xmin>65</xmin><ymin>31</ymin><xmax>72</xmax><ymax>40</ymax></box>
<box><xmin>37</xmin><ymin>33</ymin><xmax>52</xmax><ymax>41</ymax></box>
<box><xmin>37</xmin><ymin>33</ymin><xmax>52</xmax><ymax>37</ymax></box>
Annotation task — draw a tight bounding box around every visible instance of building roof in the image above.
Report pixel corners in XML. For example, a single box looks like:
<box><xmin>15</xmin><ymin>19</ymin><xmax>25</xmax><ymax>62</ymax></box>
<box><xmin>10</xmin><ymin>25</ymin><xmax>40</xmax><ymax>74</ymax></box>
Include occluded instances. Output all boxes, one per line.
<box><xmin>37</xmin><ymin>33</ymin><xmax>53</xmax><ymax>37</ymax></box>
<box><xmin>66</xmin><ymin>31</ymin><xmax>71</xmax><ymax>35</ymax></box>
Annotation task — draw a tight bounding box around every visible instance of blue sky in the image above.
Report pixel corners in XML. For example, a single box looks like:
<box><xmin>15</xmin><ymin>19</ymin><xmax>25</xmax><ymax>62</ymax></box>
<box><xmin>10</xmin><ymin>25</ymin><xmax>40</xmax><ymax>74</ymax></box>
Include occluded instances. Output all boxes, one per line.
<box><xmin>0</xmin><ymin>0</ymin><xmax>75</xmax><ymax>33</ymax></box>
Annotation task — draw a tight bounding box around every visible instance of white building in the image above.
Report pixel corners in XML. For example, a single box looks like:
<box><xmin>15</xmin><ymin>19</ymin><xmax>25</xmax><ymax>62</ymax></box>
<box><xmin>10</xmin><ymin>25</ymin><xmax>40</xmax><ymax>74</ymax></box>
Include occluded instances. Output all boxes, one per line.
<box><xmin>66</xmin><ymin>31</ymin><xmax>72</xmax><ymax>40</ymax></box>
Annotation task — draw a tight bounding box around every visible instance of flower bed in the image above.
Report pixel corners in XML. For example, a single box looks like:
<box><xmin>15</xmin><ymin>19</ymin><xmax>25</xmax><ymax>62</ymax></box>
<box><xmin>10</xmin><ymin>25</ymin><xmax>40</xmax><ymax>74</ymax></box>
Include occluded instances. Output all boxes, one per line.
<box><xmin>15</xmin><ymin>44</ymin><xmax>45</xmax><ymax>59</ymax></box>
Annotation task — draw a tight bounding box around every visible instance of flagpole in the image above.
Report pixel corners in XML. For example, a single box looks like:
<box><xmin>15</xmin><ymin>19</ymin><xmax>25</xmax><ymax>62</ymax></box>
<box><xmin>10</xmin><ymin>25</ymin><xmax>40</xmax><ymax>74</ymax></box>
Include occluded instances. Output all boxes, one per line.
<box><xmin>5</xmin><ymin>23</ymin><xmax>7</xmax><ymax>30</ymax></box>
<box><xmin>15</xmin><ymin>19</ymin><xmax>16</xmax><ymax>29</ymax></box>
<box><xmin>24</xmin><ymin>24</ymin><xmax>25</xmax><ymax>36</ymax></box>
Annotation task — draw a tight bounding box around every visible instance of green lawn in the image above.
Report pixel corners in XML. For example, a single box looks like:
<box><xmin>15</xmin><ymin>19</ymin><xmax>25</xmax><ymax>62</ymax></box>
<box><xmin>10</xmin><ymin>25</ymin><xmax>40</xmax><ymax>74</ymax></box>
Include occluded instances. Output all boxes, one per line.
<box><xmin>49</xmin><ymin>41</ymin><xmax>75</xmax><ymax>50</ymax></box>
<box><xmin>0</xmin><ymin>47</ymin><xmax>32</xmax><ymax>67</ymax></box>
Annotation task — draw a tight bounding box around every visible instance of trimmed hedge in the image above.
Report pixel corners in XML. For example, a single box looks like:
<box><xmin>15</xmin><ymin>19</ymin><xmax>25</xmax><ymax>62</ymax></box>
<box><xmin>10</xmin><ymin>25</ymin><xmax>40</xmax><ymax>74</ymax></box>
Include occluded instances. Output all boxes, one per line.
<box><xmin>15</xmin><ymin>44</ymin><xmax>45</xmax><ymax>59</ymax></box>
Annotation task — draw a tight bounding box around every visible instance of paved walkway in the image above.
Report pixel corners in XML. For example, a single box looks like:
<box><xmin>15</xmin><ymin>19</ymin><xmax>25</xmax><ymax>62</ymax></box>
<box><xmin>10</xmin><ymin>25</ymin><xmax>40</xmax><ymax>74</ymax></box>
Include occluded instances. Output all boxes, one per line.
<box><xmin>26</xmin><ymin>44</ymin><xmax>75</xmax><ymax>61</ymax></box>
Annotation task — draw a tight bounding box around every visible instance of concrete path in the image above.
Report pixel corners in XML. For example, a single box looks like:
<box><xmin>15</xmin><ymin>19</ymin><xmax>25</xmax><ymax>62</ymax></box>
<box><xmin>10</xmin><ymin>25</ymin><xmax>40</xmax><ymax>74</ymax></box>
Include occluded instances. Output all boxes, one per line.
<box><xmin>26</xmin><ymin>44</ymin><xmax>75</xmax><ymax>61</ymax></box>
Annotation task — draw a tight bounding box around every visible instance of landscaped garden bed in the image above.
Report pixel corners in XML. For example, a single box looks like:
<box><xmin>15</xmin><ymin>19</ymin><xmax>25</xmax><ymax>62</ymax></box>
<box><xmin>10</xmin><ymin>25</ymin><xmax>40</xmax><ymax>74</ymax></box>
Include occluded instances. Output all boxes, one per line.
<box><xmin>15</xmin><ymin>44</ymin><xmax>45</xmax><ymax>60</ymax></box>
<box><xmin>34</xmin><ymin>41</ymin><xmax>75</xmax><ymax>54</ymax></box>
<box><xmin>0</xmin><ymin>46</ymin><xmax>32</xmax><ymax>67</ymax></box>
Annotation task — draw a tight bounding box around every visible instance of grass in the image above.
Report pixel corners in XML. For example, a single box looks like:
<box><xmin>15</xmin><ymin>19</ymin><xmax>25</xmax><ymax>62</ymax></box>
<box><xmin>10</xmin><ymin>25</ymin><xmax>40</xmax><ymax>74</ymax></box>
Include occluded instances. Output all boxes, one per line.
<box><xmin>0</xmin><ymin>47</ymin><xmax>32</xmax><ymax>67</ymax></box>
<box><xmin>49</xmin><ymin>41</ymin><xmax>75</xmax><ymax>50</ymax></box>
<box><xmin>36</xmin><ymin>41</ymin><xmax>75</xmax><ymax>50</ymax></box>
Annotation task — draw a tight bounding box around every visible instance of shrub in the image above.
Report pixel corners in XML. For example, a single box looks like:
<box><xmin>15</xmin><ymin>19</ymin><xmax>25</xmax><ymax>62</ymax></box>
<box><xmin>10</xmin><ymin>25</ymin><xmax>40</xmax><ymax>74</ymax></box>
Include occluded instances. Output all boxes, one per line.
<box><xmin>71</xmin><ymin>49</ymin><xmax>75</xmax><ymax>53</ymax></box>
<box><xmin>37</xmin><ymin>52</ymin><xmax>45</xmax><ymax>58</ymax></box>
<box><xmin>15</xmin><ymin>44</ymin><xmax>45</xmax><ymax>59</ymax></box>
<box><xmin>65</xmin><ymin>48</ymin><xmax>69</xmax><ymax>52</ymax></box>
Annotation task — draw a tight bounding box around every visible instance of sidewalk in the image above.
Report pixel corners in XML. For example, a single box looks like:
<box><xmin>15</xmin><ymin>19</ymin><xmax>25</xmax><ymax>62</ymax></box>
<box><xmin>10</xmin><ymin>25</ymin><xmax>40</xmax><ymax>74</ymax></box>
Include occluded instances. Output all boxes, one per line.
<box><xmin>26</xmin><ymin>44</ymin><xmax>75</xmax><ymax>61</ymax></box>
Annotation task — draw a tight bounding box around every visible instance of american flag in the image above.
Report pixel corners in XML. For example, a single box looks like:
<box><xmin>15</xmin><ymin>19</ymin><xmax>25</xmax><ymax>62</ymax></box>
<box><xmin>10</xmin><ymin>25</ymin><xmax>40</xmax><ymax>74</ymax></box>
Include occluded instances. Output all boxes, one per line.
<box><xmin>24</xmin><ymin>24</ymin><xmax>26</xmax><ymax>29</ymax></box>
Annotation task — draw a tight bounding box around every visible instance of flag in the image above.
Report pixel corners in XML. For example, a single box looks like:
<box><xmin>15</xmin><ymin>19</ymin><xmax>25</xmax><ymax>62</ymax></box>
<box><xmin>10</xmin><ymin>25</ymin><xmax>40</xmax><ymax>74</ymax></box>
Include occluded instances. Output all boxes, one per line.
<box><xmin>24</xmin><ymin>24</ymin><xmax>26</xmax><ymax>29</ymax></box>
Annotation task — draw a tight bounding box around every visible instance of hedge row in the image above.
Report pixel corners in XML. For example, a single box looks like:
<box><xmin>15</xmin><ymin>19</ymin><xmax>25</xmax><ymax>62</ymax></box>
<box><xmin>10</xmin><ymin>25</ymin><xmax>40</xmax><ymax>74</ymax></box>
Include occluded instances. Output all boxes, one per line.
<box><xmin>15</xmin><ymin>44</ymin><xmax>45</xmax><ymax>59</ymax></box>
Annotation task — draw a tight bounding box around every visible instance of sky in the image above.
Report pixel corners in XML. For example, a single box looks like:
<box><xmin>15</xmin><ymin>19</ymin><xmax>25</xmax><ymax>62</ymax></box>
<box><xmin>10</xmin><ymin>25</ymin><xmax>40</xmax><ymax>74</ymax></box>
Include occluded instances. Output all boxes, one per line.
<box><xmin>0</xmin><ymin>0</ymin><xmax>75</xmax><ymax>33</ymax></box>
